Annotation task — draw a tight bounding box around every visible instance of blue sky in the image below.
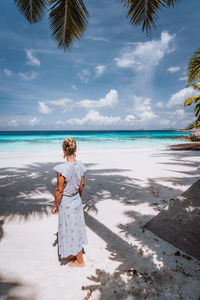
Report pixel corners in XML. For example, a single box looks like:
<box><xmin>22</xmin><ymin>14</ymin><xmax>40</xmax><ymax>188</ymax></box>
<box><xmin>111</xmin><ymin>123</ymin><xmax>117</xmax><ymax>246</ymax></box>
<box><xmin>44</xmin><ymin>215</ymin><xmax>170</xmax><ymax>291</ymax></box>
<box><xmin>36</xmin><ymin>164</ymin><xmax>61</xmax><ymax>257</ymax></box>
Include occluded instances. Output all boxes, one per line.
<box><xmin>0</xmin><ymin>0</ymin><xmax>200</xmax><ymax>130</ymax></box>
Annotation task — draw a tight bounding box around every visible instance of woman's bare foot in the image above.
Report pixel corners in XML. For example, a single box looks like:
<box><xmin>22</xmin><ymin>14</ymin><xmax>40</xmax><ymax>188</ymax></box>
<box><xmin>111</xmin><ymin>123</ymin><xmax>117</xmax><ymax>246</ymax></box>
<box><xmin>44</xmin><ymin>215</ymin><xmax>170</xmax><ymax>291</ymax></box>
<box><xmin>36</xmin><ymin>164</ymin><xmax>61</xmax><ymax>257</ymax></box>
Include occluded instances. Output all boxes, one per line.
<box><xmin>68</xmin><ymin>259</ymin><xmax>85</xmax><ymax>267</ymax></box>
<box><xmin>64</xmin><ymin>255</ymin><xmax>76</xmax><ymax>261</ymax></box>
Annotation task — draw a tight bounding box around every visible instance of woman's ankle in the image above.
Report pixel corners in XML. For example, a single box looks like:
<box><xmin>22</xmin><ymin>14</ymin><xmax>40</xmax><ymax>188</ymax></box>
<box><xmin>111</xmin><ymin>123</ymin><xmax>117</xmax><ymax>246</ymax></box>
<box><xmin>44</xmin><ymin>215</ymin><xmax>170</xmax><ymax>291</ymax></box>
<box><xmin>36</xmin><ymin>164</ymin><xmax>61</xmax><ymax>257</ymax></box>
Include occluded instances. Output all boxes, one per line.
<box><xmin>76</xmin><ymin>257</ymin><xmax>84</xmax><ymax>264</ymax></box>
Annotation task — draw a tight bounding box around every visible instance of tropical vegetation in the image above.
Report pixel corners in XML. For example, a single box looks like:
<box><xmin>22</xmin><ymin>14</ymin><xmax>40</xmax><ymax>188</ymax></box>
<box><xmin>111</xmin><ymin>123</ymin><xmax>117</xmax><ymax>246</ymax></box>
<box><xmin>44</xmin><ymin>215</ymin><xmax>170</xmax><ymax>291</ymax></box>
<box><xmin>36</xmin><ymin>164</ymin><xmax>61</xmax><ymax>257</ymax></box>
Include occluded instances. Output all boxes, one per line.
<box><xmin>14</xmin><ymin>0</ymin><xmax>178</xmax><ymax>50</ymax></box>
<box><xmin>185</xmin><ymin>48</ymin><xmax>200</xmax><ymax>129</ymax></box>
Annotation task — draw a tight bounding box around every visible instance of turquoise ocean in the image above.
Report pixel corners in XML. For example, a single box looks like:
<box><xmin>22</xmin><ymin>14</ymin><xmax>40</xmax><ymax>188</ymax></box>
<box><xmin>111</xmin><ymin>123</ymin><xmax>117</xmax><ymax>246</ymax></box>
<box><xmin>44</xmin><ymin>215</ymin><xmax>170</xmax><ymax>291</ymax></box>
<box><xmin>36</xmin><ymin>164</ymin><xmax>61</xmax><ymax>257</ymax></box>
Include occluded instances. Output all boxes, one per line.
<box><xmin>0</xmin><ymin>130</ymin><xmax>192</xmax><ymax>153</ymax></box>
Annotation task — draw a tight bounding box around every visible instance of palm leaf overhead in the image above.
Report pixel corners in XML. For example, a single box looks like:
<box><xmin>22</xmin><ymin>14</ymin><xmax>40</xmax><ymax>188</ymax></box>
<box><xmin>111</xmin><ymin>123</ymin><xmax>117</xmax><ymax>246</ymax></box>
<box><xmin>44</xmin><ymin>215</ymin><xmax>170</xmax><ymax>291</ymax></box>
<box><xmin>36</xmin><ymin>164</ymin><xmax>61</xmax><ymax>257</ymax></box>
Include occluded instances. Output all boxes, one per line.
<box><xmin>187</xmin><ymin>48</ymin><xmax>200</xmax><ymax>83</ymax></box>
<box><xmin>166</xmin><ymin>0</ymin><xmax>179</xmax><ymax>7</ymax></box>
<box><xmin>185</xmin><ymin>48</ymin><xmax>200</xmax><ymax>128</ymax></box>
<box><xmin>184</xmin><ymin>83</ymin><xmax>200</xmax><ymax>121</ymax></box>
<box><xmin>184</xmin><ymin>95</ymin><xmax>200</xmax><ymax>123</ymax></box>
<box><xmin>187</xmin><ymin>83</ymin><xmax>200</xmax><ymax>91</ymax></box>
<box><xmin>48</xmin><ymin>0</ymin><xmax>89</xmax><ymax>50</ymax></box>
<box><xmin>123</xmin><ymin>0</ymin><xmax>178</xmax><ymax>34</ymax></box>
<box><xmin>14</xmin><ymin>0</ymin><xmax>178</xmax><ymax>49</ymax></box>
<box><xmin>14</xmin><ymin>0</ymin><xmax>47</xmax><ymax>23</ymax></box>
<box><xmin>184</xmin><ymin>95</ymin><xmax>200</xmax><ymax>107</ymax></box>
<box><xmin>194</xmin><ymin>103</ymin><xmax>200</xmax><ymax>116</ymax></box>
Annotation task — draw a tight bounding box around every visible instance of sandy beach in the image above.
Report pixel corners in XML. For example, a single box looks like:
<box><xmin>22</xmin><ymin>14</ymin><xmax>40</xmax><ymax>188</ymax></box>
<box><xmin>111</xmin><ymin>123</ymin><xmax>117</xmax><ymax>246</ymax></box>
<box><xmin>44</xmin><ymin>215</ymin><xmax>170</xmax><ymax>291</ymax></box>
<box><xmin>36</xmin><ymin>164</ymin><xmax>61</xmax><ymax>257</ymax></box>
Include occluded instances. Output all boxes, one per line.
<box><xmin>1</xmin><ymin>0</ymin><xmax>200</xmax><ymax>298</ymax></box>
<box><xmin>0</xmin><ymin>147</ymin><xmax>200</xmax><ymax>300</ymax></box>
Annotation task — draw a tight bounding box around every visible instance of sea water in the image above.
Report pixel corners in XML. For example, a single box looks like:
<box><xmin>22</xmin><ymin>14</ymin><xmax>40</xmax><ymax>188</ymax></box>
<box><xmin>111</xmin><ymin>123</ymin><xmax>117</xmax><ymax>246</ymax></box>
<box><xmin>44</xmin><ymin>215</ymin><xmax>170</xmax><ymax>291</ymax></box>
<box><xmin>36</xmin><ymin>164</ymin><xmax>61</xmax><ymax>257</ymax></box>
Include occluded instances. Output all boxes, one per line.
<box><xmin>0</xmin><ymin>130</ymin><xmax>192</xmax><ymax>153</ymax></box>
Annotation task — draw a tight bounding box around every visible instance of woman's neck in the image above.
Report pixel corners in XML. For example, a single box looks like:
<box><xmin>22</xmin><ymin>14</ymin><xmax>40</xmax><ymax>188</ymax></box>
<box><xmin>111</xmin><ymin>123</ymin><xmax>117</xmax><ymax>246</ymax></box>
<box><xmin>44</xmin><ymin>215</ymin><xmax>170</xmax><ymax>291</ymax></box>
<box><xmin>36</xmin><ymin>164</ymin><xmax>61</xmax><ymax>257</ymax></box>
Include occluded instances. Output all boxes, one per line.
<box><xmin>66</xmin><ymin>155</ymin><xmax>76</xmax><ymax>162</ymax></box>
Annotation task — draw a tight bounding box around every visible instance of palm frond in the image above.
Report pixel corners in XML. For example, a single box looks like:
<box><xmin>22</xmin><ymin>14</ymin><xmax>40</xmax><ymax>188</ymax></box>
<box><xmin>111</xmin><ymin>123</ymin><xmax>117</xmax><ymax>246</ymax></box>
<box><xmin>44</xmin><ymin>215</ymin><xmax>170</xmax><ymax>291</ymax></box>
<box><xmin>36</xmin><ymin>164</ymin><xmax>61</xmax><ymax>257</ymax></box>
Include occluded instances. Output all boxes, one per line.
<box><xmin>14</xmin><ymin>0</ymin><xmax>47</xmax><ymax>23</ymax></box>
<box><xmin>166</xmin><ymin>0</ymin><xmax>179</xmax><ymax>7</ymax></box>
<box><xmin>184</xmin><ymin>95</ymin><xmax>200</xmax><ymax>107</ymax></box>
<box><xmin>123</xmin><ymin>0</ymin><xmax>170</xmax><ymax>34</ymax></box>
<box><xmin>187</xmin><ymin>83</ymin><xmax>200</xmax><ymax>91</ymax></box>
<box><xmin>187</xmin><ymin>48</ymin><xmax>200</xmax><ymax>83</ymax></box>
<box><xmin>194</xmin><ymin>103</ymin><xmax>200</xmax><ymax>116</ymax></box>
<box><xmin>49</xmin><ymin>0</ymin><xmax>89</xmax><ymax>50</ymax></box>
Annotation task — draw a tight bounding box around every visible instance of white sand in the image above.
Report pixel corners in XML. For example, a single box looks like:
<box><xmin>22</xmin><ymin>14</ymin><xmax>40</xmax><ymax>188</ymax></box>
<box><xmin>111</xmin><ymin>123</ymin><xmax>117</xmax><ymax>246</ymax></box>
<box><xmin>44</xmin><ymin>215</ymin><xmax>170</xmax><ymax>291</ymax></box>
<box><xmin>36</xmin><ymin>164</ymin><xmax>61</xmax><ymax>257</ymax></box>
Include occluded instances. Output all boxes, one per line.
<box><xmin>0</xmin><ymin>148</ymin><xmax>200</xmax><ymax>300</ymax></box>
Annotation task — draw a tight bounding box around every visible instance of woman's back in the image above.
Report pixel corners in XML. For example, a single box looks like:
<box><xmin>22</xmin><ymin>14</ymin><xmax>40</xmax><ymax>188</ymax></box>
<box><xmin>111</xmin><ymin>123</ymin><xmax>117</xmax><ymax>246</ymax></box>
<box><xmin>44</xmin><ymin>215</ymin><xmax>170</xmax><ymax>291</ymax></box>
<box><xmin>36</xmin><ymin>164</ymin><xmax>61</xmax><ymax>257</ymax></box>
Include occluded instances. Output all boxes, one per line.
<box><xmin>54</xmin><ymin>161</ymin><xmax>86</xmax><ymax>197</ymax></box>
<box><xmin>52</xmin><ymin>137</ymin><xmax>87</xmax><ymax>266</ymax></box>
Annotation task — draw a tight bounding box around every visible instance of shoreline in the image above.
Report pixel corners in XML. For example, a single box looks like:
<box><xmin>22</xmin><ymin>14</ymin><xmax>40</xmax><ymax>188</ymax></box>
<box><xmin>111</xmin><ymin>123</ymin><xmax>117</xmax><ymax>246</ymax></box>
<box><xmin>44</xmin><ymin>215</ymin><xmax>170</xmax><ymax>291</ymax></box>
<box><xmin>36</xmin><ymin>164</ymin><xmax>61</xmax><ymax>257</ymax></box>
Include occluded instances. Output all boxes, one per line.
<box><xmin>0</xmin><ymin>142</ymin><xmax>199</xmax><ymax>165</ymax></box>
<box><xmin>0</xmin><ymin>144</ymin><xmax>192</xmax><ymax>160</ymax></box>
<box><xmin>0</xmin><ymin>130</ymin><xmax>195</xmax><ymax>156</ymax></box>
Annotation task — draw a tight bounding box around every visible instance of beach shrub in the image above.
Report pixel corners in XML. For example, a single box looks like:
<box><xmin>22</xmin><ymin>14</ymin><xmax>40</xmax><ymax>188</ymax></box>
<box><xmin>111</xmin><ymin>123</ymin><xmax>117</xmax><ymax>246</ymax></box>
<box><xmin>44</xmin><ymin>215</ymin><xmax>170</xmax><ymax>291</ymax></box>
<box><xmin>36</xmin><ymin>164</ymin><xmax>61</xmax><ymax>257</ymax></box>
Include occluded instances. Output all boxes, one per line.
<box><xmin>185</xmin><ymin>48</ymin><xmax>200</xmax><ymax>128</ymax></box>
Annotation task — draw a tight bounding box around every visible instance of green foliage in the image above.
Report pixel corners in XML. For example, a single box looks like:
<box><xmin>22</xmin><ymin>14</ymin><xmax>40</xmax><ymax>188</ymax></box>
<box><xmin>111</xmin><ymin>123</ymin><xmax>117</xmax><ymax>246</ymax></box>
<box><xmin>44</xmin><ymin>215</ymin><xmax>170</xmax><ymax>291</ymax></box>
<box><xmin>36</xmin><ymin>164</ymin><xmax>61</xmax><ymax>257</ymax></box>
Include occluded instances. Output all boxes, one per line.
<box><xmin>123</xmin><ymin>0</ymin><xmax>164</xmax><ymax>34</ymax></box>
<box><xmin>49</xmin><ymin>0</ymin><xmax>89</xmax><ymax>50</ymax></box>
<box><xmin>166</xmin><ymin>0</ymin><xmax>179</xmax><ymax>7</ymax></box>
<box><xmin>123</xmin><ymin>0</ymin><xmax>178</xmax><ymax>34</ymax></box>
<box><xmin>14</xmin><ymin>0</ymin><xmax>178</xmax><ymax>50</ymax></box>
<box><xmin>194</xmin><ymin>103</ymin><xmax>200</xmax><ymax>116</ymax></box>
<box><xmin>184</xmin><ymin>95</ymin><xmax>200</xmax><ymax>107</ymax></box>
<box><xmin>14</xmin><ymin>0</ymin><xmax>89</xmax><ymax>49</ymax></box>
<box><xmin>184</xmin><ymin>83</ymin><xmax>200</xmax><ymax>126</ymax></box>
<box><xmin>187</xmin><ymin>48</ymin><xmax>200</xmax><ymax>83</ymax></box>
<box><xmin>14</xmin><ymin>0</ymin><xmax>47</xmax><ymax>23</ymax></box>
<box><xmin>187</xmin><ymin>119</ymin><xmax>200</xmax><ymax>129</ymax></box>
<box><xmin>187</xmin><ymin>83</ymin><xmax>200</xmax><ymax>91</ymax></box>
<box><xmin>184</xmin><ymin>94</ymin><xmax>200</xmax><ymax>119</ymax></box>
<box><xmin>195</xmin><ymin>120</ymin><xmax>200</xmax><ymax>127</ymax></box>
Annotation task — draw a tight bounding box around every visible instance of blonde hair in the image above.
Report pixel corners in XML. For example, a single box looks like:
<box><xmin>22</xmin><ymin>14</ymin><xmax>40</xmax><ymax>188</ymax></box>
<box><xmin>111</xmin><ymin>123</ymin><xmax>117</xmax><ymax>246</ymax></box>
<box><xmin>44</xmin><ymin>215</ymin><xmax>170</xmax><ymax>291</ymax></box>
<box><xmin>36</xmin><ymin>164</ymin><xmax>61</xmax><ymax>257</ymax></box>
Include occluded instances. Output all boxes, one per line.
<box><xmin>62</xmin><ymin>138</ymin><xmax>77</xmax><ymax>157</ymax></box>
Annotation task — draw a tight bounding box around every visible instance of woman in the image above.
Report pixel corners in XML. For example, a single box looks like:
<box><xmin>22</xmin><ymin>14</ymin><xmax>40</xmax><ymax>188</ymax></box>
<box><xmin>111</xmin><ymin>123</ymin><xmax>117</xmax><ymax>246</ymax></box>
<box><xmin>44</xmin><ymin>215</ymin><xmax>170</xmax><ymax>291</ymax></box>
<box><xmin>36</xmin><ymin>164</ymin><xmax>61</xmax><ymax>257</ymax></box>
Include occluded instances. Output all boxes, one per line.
<box><xmin>52</xmin><ymin>137</ymin><xmax>88</xmax><ymax>267</ymax></box>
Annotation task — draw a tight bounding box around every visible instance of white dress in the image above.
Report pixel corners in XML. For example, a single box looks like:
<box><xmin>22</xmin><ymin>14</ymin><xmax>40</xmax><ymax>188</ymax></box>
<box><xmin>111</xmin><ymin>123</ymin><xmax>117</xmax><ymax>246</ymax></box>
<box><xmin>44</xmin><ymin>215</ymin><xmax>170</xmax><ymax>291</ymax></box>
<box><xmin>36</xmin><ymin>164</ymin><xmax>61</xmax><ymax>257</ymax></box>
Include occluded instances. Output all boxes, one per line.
<box><xmin>54</xmin><ymin>161</ymin><xmax>88</xmax><ymax>258</ymax></box>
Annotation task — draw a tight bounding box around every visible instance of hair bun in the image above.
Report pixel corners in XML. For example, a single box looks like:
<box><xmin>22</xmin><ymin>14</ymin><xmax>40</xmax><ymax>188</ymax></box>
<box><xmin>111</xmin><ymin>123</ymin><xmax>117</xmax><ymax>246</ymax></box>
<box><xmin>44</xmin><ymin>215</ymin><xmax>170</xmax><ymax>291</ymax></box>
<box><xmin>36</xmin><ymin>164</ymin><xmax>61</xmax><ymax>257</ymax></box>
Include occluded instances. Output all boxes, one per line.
<box><xmin>62</xmin><ymin>138</ymin><xmax>77</xmax><ymax>156</ymax></box>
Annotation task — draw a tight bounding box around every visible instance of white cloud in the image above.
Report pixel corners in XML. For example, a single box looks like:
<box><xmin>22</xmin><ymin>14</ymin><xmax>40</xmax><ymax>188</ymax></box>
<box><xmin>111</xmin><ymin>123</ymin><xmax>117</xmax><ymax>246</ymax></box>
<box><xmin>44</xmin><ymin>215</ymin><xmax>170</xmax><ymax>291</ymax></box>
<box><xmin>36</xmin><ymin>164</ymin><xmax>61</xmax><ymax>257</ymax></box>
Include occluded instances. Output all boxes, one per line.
<box><xmin>72</xmin><ymin>85</ymin><xmax>77</xmax><ymax>91</ymax></box>
<box><xmin>173</xmin><ymin>108</ymin><xmax>185</xmax><ymax>119</ymax></box>
<box><xmin>26</xmin><ymin>49</ymin><xmax>40</xmax><ymax>66</ymax></box>
<box><xmin>158</xmin><ymin>119</ymin><xmax>172</xmax><ymax>128</ymax></box>
<box><xmin>179</xmin><ymin>76</ymin><xmax>187</xmax><ymax>81</ymax></box>
<box><xmin>8</xmin><ymin>119</ymin><xmax>18</xmax><ymax>127</ymax></box>
<box><xmin>56</xmin><ymin>120</ymin><xmax>62</xmax><ymax>125</ymax></box>
<box><xmin>78</xmin><ymin>69</ymin><xmax>90</xmax><ymax>83</ymax></box>
<box><xmin>155</xmin><ymin>101</ymin><xmax>164</xmax><ymax>108</ymax></box>
<box><xmin>133</xmin><ymin>96</ymin><xmax>157</xmax><ymax>121</ymax></box>
<box><xmin>4</xmin><ymin>68</ymin><xmax>12</xmax><ymax>76</ymax></box>
<box><xmin>152</xmin><ymin>106</ymin><xmax>194</xmax><ymax>129</ymax></box>
<box><xmin>19</xmin><ymin>71</ymin><xmax>37</xmax><ymax>81</ymax></box>
<box><xmin>170</xmin><ymin>109</ymin><xmax>194</xmax><ymax>127</ymax></box>
<box><xmin>37</xmin><ymin>90</ymin><xmax>118</xmax><ymax>115</ymax></box>
<box><xmin>77</xmin><ymin>89</ymin><xmax>118</xmax><ymax>109</ymax></box>
<box><xmin>86</xmin><ymin>36</ymin><xmax>110</xmax><ymax>42</ymax></box>
<box><xmin>95</xmin><ymin>65</ymin><xmax>106</xmax><ymax>77</ymax></box>
<box><xmin>29</xmin><ymin>117</ymin><xmax>39</xmax><ymax>126</ymax></box>
<box><xmin>67</xmin><ymin>110</ymin><xmax>121</xmax><ymax>126</ymax></box>
<box><xmin>179</xmin><ymin>71</ymin><xmax>187</xmax><ymax>81</ymax></box>
<box><xmin>48</xmin><ymin>98</ymin><xmax>73</xmax><ymax>107</ymax></box>
<box><xmin>38</xmin><ymin>102</ymin><xmax>52</xmax><ymax>114</ymax></box>
<box><xmin>167</xmin><ymin>86</ymin><xmax>198</xmax><ymax>107</ymax></box>
<box><xmin>114</xmin><ymin>31</ymin><xmax>175</xmax><ymax>71</ymax></box>
<box><xmin>125</xmin><ymin>114</ymin><xmax>135</xmax><ymax>125</ymax></box>
<box><xmin>167</xmin><ymin>66</ymin><xmax>180</xmax><ymax>73</ymax></box>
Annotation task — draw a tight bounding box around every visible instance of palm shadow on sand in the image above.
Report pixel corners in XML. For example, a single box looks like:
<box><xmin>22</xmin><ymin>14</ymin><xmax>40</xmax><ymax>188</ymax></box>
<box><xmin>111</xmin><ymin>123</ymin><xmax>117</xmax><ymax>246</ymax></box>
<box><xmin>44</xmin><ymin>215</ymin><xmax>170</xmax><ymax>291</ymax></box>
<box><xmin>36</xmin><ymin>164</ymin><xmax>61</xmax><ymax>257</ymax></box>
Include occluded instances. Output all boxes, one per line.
<box><xmin>0</xmin><ymin>150</ymin><xmax>199</xmax><ymax>299</ymax></box>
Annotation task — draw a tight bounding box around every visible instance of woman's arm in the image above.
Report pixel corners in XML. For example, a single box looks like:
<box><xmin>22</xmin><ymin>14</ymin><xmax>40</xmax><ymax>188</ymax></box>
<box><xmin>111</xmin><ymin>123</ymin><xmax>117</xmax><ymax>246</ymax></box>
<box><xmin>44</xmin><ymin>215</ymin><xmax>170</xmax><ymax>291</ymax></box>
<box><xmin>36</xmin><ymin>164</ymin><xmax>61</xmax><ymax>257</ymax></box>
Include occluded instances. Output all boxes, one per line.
<box><xmin>79</xmin><ymin>176</ymin><xmax>85</xmax><ymax>197</ymax></box>
<box><xmin>52</xmin><ymin>173</ymin><xmax>65</xmax><ymax>214</ymax></box>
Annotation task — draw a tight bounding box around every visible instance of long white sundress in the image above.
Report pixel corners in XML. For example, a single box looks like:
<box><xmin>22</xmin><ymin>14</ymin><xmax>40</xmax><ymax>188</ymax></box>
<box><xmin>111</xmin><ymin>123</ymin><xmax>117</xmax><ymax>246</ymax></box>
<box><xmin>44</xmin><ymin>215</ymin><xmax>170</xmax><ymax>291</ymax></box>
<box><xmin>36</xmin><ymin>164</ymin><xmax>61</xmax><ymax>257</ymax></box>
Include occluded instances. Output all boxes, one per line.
<box><xmin>54</xmin><ymin>161</ymin><xmax>88</xmax><ymax>258</ymax></box>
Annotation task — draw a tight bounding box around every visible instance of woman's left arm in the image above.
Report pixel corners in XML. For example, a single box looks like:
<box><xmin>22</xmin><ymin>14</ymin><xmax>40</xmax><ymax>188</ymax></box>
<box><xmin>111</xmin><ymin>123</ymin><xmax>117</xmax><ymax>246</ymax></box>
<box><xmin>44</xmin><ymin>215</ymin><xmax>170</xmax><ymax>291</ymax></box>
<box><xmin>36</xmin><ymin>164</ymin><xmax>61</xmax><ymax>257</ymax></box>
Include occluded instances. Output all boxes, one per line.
<box><xmin>52</xmin><ymin>173</ymin><xmax>65</xmax><ymax>214</ymax></box>
<box><xmin>79</xmin><ymin>176</ymin><xmax>85</xmax><ymax>197</ymax></box>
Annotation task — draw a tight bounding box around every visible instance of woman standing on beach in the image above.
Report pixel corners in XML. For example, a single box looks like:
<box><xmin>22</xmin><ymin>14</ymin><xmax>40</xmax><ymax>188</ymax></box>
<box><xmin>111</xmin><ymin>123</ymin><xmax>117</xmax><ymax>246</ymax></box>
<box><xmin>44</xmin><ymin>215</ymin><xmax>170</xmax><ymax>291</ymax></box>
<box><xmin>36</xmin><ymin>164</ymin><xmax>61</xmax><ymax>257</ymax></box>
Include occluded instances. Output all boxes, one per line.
<box><xmin>52</xmin><ymin>138</ymin><xmax>88</xmax><ymax>267</ymax></box>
